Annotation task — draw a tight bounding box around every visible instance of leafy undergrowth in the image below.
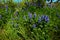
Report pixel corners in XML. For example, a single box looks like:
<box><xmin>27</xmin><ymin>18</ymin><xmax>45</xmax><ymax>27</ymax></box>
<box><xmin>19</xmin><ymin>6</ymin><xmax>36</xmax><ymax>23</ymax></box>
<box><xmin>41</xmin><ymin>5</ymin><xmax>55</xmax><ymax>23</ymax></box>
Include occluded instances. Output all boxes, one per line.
<box><xmin>0</xmin><ymin>4</ymin><xmax>60</xmax><ymax>40</ymax></box>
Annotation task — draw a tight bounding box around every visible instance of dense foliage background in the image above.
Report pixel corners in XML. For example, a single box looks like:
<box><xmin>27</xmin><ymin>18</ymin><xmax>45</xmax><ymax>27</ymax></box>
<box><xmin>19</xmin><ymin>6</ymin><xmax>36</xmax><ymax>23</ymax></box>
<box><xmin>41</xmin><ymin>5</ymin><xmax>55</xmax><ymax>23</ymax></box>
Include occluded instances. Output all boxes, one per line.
<box><xmin>0</xmin><ymin>0</ymin><xmax>60</xmax><ymax>40</ymax></box>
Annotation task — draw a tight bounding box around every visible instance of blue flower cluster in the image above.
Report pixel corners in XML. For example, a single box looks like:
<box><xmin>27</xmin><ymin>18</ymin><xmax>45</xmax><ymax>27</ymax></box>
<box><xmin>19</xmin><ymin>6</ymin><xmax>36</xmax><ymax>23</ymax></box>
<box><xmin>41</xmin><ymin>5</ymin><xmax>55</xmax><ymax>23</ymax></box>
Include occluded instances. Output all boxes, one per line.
<box><xmin>23</xmin><ymin>12</ymin><xmax>49</xmax><ymax>29</ymax></box>
<box><xmin>28</xmin><ymin>12</ymin><xmax>49</xmax><ymax>23</ymax></box>
<box><xmin>41</xmin><ymin>15</ymin><xmax>49</xmax><ymax>23</ymax></box>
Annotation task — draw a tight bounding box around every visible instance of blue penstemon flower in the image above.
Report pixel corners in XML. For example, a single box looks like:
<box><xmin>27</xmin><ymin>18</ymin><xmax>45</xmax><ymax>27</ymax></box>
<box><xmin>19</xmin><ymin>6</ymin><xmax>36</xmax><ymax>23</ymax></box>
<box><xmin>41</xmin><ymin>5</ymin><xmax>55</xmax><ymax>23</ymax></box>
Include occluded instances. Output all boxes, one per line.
<box><xmin>41</xmin><ymin>15</ymin><xmax>49</xmax><ymax>23</ymax></box>
<box><xmin>6</xmin><ymin>5</ymin><xmax>8</xmax><ymax>12</ymax></box>
<box><xmin>45</xmin><ymin>16</ymin><xmax>49</xmax><ymax>22</ymax></box>
<box><xmin>41</xmin><ymin>15</ymin><xmax>45</xmax><ymax>20</ymax></box>
<box><xmin>38</xmin><ymin>16</ymin><xmax>41</xmax><ymax>23</ymax></box>
<box><xmin>0</xmin><ymin>15</ymin><xmax>2</xmax><ymax>19</ymax></box>
<box><xmin>28</xmin><ymin>12</ymin><xmax>32</xmax><ymax>19</ymax></box>
<box><xmin>34</xmin><ymin>12</ymin><xmax>36</xmax><ymax>18</ymax></box>
<box><xmin>32</xmin><ymin>24</ymin><xmax>36</xmax><ymax>28</ymax></box>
